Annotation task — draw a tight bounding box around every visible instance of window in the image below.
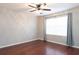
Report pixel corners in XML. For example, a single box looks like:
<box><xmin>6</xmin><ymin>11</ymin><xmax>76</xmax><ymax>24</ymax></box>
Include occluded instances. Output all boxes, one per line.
<box><xmin>46</xmin><ymin>15</ymin><xmax>68</xmax><ymax>36</ymax></box>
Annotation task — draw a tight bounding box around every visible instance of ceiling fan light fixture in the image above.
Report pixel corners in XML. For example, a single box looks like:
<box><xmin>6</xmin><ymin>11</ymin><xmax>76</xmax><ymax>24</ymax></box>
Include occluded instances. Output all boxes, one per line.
<box><xmin>28</xmin><ymin>3</ymin><xmax>51</xmax><ymax>14</ymax></box>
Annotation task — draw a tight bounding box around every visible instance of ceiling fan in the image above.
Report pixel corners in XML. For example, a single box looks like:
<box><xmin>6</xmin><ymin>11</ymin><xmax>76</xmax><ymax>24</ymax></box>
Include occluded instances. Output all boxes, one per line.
<box><xmin>28</xmin><ymin>3</ymin><xmax>51</xmax><ymax>14</ymax></box>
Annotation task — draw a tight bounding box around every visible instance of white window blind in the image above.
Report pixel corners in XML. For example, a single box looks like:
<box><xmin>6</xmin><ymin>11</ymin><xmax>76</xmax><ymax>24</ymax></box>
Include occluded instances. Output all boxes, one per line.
<box><xmin>46</xmin><ymin>15</ymin><xmax>68</xmax><ymax>36</ymax></box>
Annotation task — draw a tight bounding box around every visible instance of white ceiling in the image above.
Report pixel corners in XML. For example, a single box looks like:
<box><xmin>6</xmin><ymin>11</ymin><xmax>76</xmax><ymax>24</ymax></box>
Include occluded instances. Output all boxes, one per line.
<box><xmin>0</xmin><ymin>3</ymin><xmax>79</xmax><ymax>16</ymax></box>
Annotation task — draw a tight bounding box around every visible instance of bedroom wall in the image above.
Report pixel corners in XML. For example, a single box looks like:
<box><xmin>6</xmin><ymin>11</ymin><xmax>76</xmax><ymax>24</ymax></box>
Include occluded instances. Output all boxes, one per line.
<box><xmin>0</xmin><ymin>7</ymin><xmax>37</xmax><ymax>48</ymax></box>
<box><xmin>37</xmin><ymin>16</ymin><xmax>45</xmax><ymax>40</ymax></box>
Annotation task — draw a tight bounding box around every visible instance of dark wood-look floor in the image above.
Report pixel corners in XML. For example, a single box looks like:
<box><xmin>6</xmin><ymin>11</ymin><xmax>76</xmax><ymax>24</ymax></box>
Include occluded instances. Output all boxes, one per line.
<box><xmin>0</xmin><ymin>40</ymin><xmax>79</xmax><ymax>55</ymax></box>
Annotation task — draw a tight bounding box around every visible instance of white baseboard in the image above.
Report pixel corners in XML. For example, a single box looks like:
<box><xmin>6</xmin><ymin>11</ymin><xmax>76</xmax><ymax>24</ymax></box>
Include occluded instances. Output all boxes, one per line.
<box><xmin>72</xmin><ymin>46</ymin><xmax>79</xmax><ymax>49</ymax></box>
<box><xmin>47</xmin><ymin>40</ymin><xmax>67</xmax><ymax>46</ymax></box>
<box><xmin>1</xmin><ymin>38</ymin><xmax>79</xmax><ymax>49</ymax></box>
<box><xmin>0</xmin><ymin>39</ymin><xmax>38</xmax><ymax>49</ymax></box>
<box><xmin>47</xmin><ymin>40</ymin><xmax>79</xmax><ymax>49</ymax></box>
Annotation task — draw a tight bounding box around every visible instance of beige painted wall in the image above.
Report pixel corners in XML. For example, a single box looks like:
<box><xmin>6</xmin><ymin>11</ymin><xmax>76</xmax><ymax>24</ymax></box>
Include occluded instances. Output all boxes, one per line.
<box><xmin>0</xmin><ymin>7</ymin><xmax>37</xmax><ymax>48</ymax></box>
<box><xmin>37</xmin><ymin>16</ymin><xmax>45</xmax><ymax>40</ymax></box>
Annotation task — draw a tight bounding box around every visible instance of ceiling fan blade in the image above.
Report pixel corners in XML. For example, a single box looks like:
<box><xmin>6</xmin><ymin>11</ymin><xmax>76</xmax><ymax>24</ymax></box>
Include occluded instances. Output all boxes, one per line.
<box><xmin>42</xmin><ymin>9</ymin><xmax>51</xmax><ymax>11</ymax></box>
<box><xmin>28</xmin><ymin>5</ymin><xmax>36</xmax><ymax>8</ymax></box>
<box><xmin>30</xmin><ymin>10</ymin><xmax>36</xmax><ymax>12</ymax></box>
